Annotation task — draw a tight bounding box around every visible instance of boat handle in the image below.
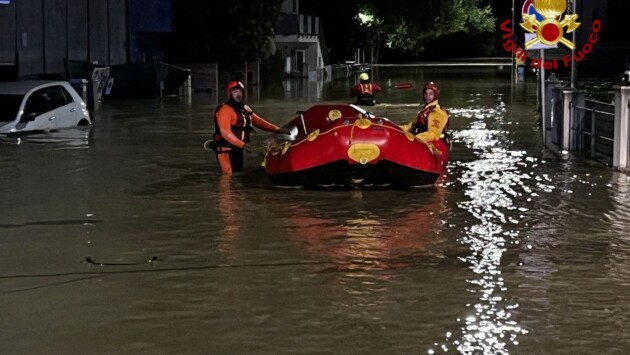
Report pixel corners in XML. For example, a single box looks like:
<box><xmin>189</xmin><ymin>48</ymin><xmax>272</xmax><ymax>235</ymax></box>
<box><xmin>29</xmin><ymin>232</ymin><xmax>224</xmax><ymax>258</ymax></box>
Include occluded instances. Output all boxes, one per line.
<box><xmin>300</xmin><ymin>114</ymin><xmax>307</xmax><ymax>135</ymax></box>
<box><xmin>49</xmin><ymin>116</ymin><xmax>56</xmax><ymax>121</ymax></box>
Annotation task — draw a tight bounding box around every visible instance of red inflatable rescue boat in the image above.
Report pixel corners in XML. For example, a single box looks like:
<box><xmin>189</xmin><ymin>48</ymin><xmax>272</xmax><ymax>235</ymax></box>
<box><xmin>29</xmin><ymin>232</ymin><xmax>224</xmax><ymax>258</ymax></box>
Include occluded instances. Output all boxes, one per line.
<box><xmin>263</xmin><ymin>104</ymin><xmax>448</xmax><ymax>188</ymax></box>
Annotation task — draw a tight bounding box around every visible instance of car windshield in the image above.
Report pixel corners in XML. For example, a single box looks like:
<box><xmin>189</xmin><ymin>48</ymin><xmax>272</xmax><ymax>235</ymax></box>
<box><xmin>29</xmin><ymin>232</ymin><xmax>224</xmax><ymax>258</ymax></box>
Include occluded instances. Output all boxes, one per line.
<box><xmin>0</xmin><ymin>94</ymin><xmax>23</xmax><ymax>122</ymax></box>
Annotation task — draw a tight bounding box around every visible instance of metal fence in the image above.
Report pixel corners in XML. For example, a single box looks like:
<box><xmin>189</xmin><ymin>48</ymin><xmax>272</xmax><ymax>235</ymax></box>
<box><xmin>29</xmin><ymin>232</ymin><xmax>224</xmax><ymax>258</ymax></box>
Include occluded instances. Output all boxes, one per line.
<box><xmin>573</xmin><ymin>99</ymin><xmax>616</xmax><ymax>163</ymax></box>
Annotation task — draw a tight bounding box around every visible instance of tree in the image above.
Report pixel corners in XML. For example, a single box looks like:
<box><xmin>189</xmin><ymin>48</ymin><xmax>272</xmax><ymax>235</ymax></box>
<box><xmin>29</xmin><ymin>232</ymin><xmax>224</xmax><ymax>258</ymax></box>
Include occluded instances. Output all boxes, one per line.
<box><xmin>170</xmin><ymin>0</ymin><xmax>284</xmax><ymax>72</ymax></box>
<box><xmin>360</xmin><ymin>0</ymin><xmax>495</xmax><ymax>55</ymax></box>
<box><xmin>351</xmin><ymin>7</ymin><xmax>386</xmax><ymax>63</ymax></box>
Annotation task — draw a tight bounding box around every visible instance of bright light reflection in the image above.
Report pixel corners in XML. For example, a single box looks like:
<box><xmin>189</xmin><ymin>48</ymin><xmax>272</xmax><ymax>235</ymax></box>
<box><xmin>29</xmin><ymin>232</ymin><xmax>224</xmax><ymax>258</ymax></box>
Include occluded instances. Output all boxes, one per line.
<box><xmin>435</xmin><ymin>106</ymin><xmax>532</xmax><ymax>353</ymax></box>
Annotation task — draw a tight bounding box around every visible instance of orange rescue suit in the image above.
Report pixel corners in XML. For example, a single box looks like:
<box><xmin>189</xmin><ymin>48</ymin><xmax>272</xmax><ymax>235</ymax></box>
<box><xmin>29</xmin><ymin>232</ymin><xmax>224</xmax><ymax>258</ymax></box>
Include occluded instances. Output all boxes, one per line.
<box><xmin>213</xmin><ymin>102</ymin><xmax>280</xmax><ymax>149</ymax></box>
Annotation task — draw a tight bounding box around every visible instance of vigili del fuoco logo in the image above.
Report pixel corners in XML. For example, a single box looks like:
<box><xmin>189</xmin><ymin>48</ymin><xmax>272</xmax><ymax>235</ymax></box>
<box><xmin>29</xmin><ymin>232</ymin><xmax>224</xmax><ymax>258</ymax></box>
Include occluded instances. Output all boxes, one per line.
<box><xmin>500</xmin><ymin>0</ymin><xmax>601</xmax><ymax>70</ymax></box>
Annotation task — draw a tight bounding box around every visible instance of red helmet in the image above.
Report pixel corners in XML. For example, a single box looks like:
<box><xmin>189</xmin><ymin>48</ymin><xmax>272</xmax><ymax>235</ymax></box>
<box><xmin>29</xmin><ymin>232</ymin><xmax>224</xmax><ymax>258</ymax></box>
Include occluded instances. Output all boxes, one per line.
<box><xmin>423</xmin><ymin>82</ymin><xmax>440</xmax><ymax>99</ymax></box>
<box><xmin>226</xmin><ymin>81</ymin><xmax>245</xmax><ymax>98</ymax></box>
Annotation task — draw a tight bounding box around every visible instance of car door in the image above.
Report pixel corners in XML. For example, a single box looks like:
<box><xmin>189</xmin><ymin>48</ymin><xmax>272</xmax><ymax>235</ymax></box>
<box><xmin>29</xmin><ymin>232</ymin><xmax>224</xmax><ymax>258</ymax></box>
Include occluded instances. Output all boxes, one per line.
<box><xmin>19</xmin><ymin>85</ymin><xmax>76</xmax><ymax>131</ymax></box>
<box><xmin>44</xmin><ymin>85</ymin><xmax>79</xmax><ymax>129</ymax></box>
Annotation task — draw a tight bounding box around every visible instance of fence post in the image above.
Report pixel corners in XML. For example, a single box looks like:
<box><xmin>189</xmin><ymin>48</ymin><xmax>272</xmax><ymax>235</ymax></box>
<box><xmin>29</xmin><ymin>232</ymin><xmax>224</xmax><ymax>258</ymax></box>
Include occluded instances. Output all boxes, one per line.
<box><xmin>562</xmin><ymin>88</ymin><xmax>574</xmax><ymax>150</ymax></box>
<box><xmin>573</xmin><ymin>91</ymin><xmax>586</xmax><ymax>150</ymax></box>
<box><xmin>591</xmin><ymin>107</ymin><xmax>596</xmax><ymax>158</ymax></box>
<box><xmin>613</xmin><ymin>86</ymin><xmax>630</xmax><ymax>169</ymax></box>
<box><xmin>545</xmin><ymin>80</ymin><xmax>565</xmax><ymax>147</ymax></box>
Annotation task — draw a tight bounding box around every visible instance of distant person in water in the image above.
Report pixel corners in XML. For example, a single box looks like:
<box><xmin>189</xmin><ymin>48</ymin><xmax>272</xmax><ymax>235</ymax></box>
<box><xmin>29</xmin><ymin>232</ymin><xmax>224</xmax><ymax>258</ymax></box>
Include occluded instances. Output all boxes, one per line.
<box><xmin>350</xmin><ymin>72</ymin><xmax>382</xmax><ymax>106</ymax></box>
<box><xmin>209</xmin><ymin>81</ymin><xmax>289</xmax><ymax>175</ymax></box>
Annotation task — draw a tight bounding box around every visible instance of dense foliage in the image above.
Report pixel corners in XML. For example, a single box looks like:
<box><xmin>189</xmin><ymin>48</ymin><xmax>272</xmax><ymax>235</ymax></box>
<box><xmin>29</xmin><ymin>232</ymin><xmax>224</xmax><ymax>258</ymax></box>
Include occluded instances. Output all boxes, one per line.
<box><xmin>303</xmin><ymin>0</ymin><xmax>496</xmax><ymax>62</ymax></box>
<box><xmin>357</xmin><ymin>0</ymin><xmax>494</xmax><ymax>54</ymax></box>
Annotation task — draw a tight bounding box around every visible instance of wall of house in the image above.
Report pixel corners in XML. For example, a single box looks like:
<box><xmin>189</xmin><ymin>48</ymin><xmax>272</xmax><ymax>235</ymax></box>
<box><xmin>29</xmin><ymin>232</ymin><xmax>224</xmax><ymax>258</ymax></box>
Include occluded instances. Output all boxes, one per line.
<box><xmin>0</xmin><ymin>0</ymin><xmax>128</xmax><ymax>79</ymax></box>
<box><xmin>274</xmin><ymin>6</ymin><xmax>325</xmax><ymax>77</ymax></box>
<box><xmin>0</xmin><ymin>3</ymin><xmax>16</xmax><ymax>64</ymax></box>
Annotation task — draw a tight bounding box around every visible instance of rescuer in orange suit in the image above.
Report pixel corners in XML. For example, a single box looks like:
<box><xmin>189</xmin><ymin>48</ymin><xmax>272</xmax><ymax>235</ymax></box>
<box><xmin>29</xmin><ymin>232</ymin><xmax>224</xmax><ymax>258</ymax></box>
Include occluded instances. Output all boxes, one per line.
<box><xmin>350</xmin><ymin>72</ymin><xmax>382</xmax><ymax>106</ymax></box>
<box><xmin>210</xmin><ymin>81</ymin><xmax>289</xmax><ymax>175</ymax></box>
<box><xmin>401</xmin><ymin>82</ymin><xmax>449</xmax><ymax>144</ymax></box>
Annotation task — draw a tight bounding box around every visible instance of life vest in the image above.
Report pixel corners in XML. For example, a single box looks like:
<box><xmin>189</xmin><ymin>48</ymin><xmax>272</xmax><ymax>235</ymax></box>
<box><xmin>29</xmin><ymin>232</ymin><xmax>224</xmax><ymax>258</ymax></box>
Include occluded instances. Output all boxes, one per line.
<box><xmin>354</xmin><ymin>83</ymin><xmax>376</xmax><ymax>105</ymax></box>
<box><xmin>212</xmin><ymin>101</ymin><xmax>255</xmax><ymax>148</ymax></box>
<box><xmin>411</xmin><ymin>101</ymin><xmax>450</xmax><ymax>139</ymax></box>
<box><xmin>357</xmin><ymin>83</ymin><xmax>374</xmax><ymax>99</ymax></box>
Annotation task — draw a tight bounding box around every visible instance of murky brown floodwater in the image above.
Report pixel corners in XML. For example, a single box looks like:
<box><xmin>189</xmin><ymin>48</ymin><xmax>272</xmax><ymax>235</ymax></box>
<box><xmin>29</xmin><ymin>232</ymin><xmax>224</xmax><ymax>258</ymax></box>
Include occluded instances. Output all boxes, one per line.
<box><xmin>2</xmin><ymin>66</ymin><xmax>630</xmax><ymax>354</ymax></box>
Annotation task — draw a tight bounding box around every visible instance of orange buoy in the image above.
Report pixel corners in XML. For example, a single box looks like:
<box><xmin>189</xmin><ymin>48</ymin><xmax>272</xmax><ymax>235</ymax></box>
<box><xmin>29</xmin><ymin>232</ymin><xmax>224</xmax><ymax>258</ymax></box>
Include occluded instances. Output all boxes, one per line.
<box><xmin>395</xmin><ymin>82</ymin><xmax>413</xmax><ymax>89</ymax></box>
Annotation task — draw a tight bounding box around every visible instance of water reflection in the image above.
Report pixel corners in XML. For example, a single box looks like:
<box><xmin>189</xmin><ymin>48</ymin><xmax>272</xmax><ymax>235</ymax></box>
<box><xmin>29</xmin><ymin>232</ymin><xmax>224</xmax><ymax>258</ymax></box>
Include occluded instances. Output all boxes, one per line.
<box><xmin>215</xmin><ymin>175</ymin><xmax>243</xmax><ymax>259</ymax></box>
<box><xmin>239</xmin><ymin>184</ymin><xmax>457</xmax><ymax>339</ymax></box>
<box><xmin>435</xmin><ymin>105</ymin><xmax>532</xmax><ymax>353</ymax></box>
<box><xmin>604</xmin><ymin>174</ymin><xmax>630</xmax><ymax>341</ymax></box>
<box><xmin>604</xmin><ymin>174</ymin><xmax>630</xmax><ymax>235</ymax></box>
<box><xmin>281</xmin><ymin>188</ymin><xmax>448</xmax><ymax>271</ymax></box>
<box><xmin>228</xmin><ymin>173</ymin><xmax>451</xmax><ymax>272</ymax></box>
<box><xmin>0</xmin><ymin>127</ymin><xmax>91</xmax><ymax>148</ymax></box>
<box><xmin>280</xmin><ymin>78</ymin><xmax>326</xmax><ymax>102</ymax></box>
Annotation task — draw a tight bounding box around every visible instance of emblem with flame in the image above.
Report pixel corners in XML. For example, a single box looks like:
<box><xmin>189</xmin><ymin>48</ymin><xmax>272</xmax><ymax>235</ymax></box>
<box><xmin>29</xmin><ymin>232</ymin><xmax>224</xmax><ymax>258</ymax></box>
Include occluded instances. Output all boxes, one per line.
<box><xmin>521</xmin><ymin>0</ymin><xmax>580</xmax><ymax>49</ymax></box>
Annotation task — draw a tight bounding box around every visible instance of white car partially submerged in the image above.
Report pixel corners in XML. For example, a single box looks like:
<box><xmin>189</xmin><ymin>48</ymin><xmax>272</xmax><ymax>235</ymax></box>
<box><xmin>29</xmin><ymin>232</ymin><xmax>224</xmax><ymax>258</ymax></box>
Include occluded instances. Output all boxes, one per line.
<box><xmin>0</xmin><ymin>80</ymin><xmax>91</xmax><ymax>134</ymax></box>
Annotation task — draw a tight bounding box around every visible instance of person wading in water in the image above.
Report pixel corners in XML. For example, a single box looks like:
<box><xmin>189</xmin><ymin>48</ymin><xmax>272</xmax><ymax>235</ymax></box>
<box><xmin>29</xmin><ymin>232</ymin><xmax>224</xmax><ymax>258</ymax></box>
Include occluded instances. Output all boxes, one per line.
<box><xmin>209</xmin><ymin>81</ymin><xmax>289</xmax><ymax>175</ymax></box>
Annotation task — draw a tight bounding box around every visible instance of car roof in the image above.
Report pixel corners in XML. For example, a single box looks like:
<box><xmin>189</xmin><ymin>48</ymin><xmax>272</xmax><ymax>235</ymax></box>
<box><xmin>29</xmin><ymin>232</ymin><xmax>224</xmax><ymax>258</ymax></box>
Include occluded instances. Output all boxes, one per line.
<box><xmin>0</xmin><ymin>80</ymin><xmax>66</xmax><ymax>95</ymax></box>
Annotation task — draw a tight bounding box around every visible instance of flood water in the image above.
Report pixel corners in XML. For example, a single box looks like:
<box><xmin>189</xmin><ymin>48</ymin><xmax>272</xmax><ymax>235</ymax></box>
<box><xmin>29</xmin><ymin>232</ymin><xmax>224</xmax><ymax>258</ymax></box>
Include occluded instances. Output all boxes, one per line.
<box><xmin>2</xmin><ymin>66</ymin><xmax>630</xmax><ymax>354</ymax></box>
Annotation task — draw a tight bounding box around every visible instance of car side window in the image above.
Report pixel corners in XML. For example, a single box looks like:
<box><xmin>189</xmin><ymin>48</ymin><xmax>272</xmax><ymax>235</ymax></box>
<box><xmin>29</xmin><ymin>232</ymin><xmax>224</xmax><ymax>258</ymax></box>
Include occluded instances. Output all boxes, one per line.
<box><xmin>60</xmin><ymin>86</ymin><xmax>73</xmax><ymax>105</ymax></box>
<box><xmin>45</xmin><ymin>86</ymin><xmax>71</xmax><ymax>110</ymax></box>
<box><xmin>23</xmin><ymin>88</ymin><xmax>49</xmax><ymax>117</ymax></box>
<box><xmin>22</xmin><ymin>86</ymin><xmax>71</xmax><ymax>118</ymax></box>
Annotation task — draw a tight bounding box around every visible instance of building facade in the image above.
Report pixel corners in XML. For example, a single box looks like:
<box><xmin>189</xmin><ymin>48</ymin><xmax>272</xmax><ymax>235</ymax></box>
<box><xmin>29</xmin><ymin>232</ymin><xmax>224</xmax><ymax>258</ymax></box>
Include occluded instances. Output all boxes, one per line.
<box><xmin>0</xmin><ymin>0</ymin><xmax>129</xmax><ymax>80</ymax></box>
<box><xmin>274</xmin><ymin>0</ymin><xmax>327</xmax><ymax>78</ymax></box>
<box><xmin>0</xmin><ymin>0</ymin><xmax>175</xmax><ymax>81</ymax></box>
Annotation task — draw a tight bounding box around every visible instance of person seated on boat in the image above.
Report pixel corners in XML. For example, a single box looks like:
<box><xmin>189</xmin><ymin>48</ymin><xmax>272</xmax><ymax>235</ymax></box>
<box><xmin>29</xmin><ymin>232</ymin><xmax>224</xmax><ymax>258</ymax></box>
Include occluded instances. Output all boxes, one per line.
<box><xmin>209</xmin><ymin>81</ymin><xmax>289</xmax><ymax>175</ymax></box>
<box><xmin>401</xmin><ymin>81</ymin><xmax>449</xmax><ymax>145</ymax></box>
<box><xmin>350</xmin><ymin>72</ymin><xmax>382</xmax><ymax>106</ymax></box>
